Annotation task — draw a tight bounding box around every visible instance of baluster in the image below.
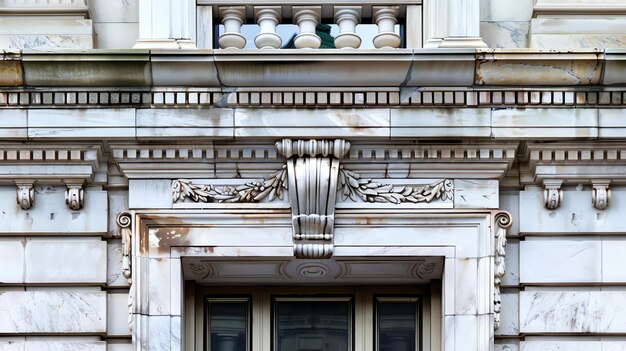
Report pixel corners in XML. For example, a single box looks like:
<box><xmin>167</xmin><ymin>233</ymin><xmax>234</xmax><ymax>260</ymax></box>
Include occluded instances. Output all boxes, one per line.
<box><xmin>218</xmin><ymin>6</ymin><xmax>246</xmax><ymax>49</ymax></box>
<box><xmin>334</xmin><ymin>6</ymin><xmax>362</xmax><ymax>49</ymax></box>
<box><xmin>293</xmin><ymin>6</ymin><xmax>321</xmax><ymax>49</ymax></box>
<box><xmin>254</xmin><ymin>6</ymin><xmax>282</xmax><ymax>49</ymax></box>
<box><xmin>373</xmin><ymin>6</ymin><xmax>401</xmax><ymax>49</ymax></box>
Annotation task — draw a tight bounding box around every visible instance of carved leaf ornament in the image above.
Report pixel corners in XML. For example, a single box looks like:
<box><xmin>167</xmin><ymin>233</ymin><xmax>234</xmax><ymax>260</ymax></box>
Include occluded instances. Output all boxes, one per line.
<box><xmin>338</xmin><ymin>167</ymin><xmax>453</xmax><ymax>204</ymax></box>
<box><xmin>173</xmin><ymin>165</ymin><xmax>452</xmax><ymax>205</ymax></box>
<box><xmin>172</xmin><ymin>166</ymin><xmax>288</xmax><ymax>203</ymax></box>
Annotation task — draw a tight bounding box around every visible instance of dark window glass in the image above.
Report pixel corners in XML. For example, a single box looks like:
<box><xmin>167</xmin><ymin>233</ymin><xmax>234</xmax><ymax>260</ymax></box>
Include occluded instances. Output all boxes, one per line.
<box><xmin>377</xmin><ymin>300</ymin><xmax>417</xmax><ymax>351</ymax></box>
<box><xmin>207</xmin><ymin>300</ymin><xmax>249</xmax><ymax>351</ymax></box>
<box><xmin>275</xmin><ymin>300</ymin><xmax>350</xmax><ymax>351</ymax></box>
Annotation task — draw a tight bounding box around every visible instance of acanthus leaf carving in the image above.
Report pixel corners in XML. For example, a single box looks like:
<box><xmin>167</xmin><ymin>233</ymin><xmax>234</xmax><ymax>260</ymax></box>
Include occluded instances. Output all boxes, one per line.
<box><xmin>172</xmin><ymin>165</ymin><xmax>288</xmax><ymax>203</ymax></box>
<box><xmin>493</xmin><ymin>211</ymin><xmax>512</xmax><ymax>331</ymax></box>
<box><xmin>116</xmin><ymin>211</ymin><xmax>133</xmax><ymax>328</ymax></box>
<box><xmin>338</xmin><ymin>166</ymin><xmax>453</xmax><ymax>204</ymax></box>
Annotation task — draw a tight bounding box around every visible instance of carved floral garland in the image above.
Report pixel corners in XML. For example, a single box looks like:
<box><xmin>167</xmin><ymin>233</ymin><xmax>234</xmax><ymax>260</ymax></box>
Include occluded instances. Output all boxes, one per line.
<box><xmin>172</xmin><ymin>166</ymin><xmax>452</xmax><ymax>204</ymax></box>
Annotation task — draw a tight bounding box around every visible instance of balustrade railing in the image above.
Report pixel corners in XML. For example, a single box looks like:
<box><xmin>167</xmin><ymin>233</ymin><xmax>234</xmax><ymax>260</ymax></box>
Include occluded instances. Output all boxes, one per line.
<box><xmin>214</xmin><ymin>4</ymin><xmax>407</xmax><ymax>50</ymax></box>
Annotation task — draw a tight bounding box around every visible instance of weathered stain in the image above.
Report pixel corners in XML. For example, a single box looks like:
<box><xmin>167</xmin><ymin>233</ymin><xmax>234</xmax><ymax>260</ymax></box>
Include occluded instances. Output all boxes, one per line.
<box><xmin>0</xmin><ymin>61</ymin><xmax>23</xmax><ymax>86</ymax></box>
<box><xmin>150</xmin><ymin>226</ymin><xmax>191</xmax><ymax>255</ymax></box>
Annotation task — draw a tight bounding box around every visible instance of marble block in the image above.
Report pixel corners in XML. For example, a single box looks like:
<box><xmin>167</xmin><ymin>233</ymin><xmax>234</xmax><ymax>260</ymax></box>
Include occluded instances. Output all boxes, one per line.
<box><xmin>23</xmin><ymin>340</ymin><xmax>106</xmax><ymax>351</ymax></box>
<box><xmin>481</xmin><ymin>22</ymin><xmax>530</xmax><ymax>48</ymax></box>
<box><xmin>454</xmin><ymin>179</ymin><xmax>499</xmax><ymax>209</ymax></box>
<box><xmin>0</xmin><ymin>19</ymin><xmax>93</xmax><ymax>50</ymax></box>
<box><xmin>0</xmin><ymin>291</ymin><xmax>106</xmax><ymax>333</ymax></box>
<box><xmin>0</xmin><ymin>239</ymin><xmax>24</xmax><ymax>283</ymax></box>
<box><xmin>521</xmin><ymin>340</ymin><xmax>601</xmax><ymax>351</ymax></box>
<box><xmin>235</xmin><ymin>108</ymin><xmax>390</xmax><ymax>138</ymax></box>
<box><xmin>0</xmin><ymin>109</ymin><xmax>26</xmax><ymax>139</ymax></box>
<box><xmin>520</xmin><ymin>290</ymin><xmax>626</xmax><ymax>333</ymax></box>
<box><xmin>520</xmin><ymin>189</ymin><xmax>626</xmax><ymax>234</ymax></box>
<box><xmin>0</xmin><ymin>187</ymin><xmax>108</xmax><ymax>234</ymax></box>
<box><xmin>602</xmin><ymin>238</ymin><xmax>626</xmax><ymax>283</ymax></box>
<box><xmin>107</xmin><ymin>240</ymin><xmax>129</xmax><ymax>287</ymax></box>
<box><xmin>128</xmin><ymin>180</ymin><xmax>174</xmax><ymax>209</ymax></box>
<box><xmin>0</xmin><ymin>338</ymin><xmax>106</xmax><ymax>351</ymax></box>
<box><xmin>481</xmin><ymin>0</ymin><xmax>533</xmax><ymax>21</ymax></box>
<box><xmin>136</xmin><ymin>109</ymin><xmax>234</xmax><ymax>139</ymax></box>
<box><xmin>29</xmin><ymin>109</ymin><xmax>135</xmax><ymax>139</ymax></box>
<box><xmin>107</xmin><ymin>293</ymin><xmax>131</xmax><ymax>336</ymax></box>
<box><xmin>391</xmin><ymin>108</ymin><xmax>491</xmax><ymax>138</ymax></box>
<box><xmin>24</xmin><ymin>240</ymin><xmax>107</xmax><ymax>283</ymax></box>
<box><xmin>492</xmin><ymin>108</ymin><xmax>597</xmax><ymax>139</ymax></box>
<box><xmin>520</xmin><ymin>238</ymin><xmax>602</xmax><ymax>283</ymax></box>
<box><xmin>497</xmin><ymin>290</ymin><xmax>520</xmax><ymax>336</ymax></box>
<box><xmin>89</xmin><ymin>0</ymin><xmax>139</xmax><ymax>22</ymax></box>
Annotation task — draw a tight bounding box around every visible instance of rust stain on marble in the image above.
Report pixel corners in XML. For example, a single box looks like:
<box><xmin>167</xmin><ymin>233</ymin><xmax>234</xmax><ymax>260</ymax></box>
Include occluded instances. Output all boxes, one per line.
<box><xmin>0</xmin><ymin>61</ymin><xmax>23</xmax><ymax>86</ymax></box>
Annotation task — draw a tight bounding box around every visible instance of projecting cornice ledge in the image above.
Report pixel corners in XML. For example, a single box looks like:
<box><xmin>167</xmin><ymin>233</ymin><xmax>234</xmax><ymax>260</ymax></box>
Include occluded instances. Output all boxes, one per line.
<box><xmin>3</xmin><ymin>48</ymin><xmax>623</xmax><ymax>88</ymax></box>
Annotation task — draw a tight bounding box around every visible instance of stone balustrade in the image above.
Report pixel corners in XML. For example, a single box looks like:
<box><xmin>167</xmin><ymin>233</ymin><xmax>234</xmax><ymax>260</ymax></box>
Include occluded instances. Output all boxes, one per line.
<box><xmin>216</xmin><ymin>4</ymin><xmax>404</xmax><ymax>50</ymax></box>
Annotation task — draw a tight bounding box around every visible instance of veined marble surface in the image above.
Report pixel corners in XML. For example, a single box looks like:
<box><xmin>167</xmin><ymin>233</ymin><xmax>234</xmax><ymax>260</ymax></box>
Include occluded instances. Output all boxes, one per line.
<box><xmin>481</xmin><ymin>22</ymin><xmax>530</xmax><ymax>48</ymax></box>
<box><xmin>0</xmin><ymin>292</ymin><xmax>106</xmax><ymax>333</ymax></box>
<box><xmin>520</xmin><ymin>290</ymin><xmax>626</xmax><ymax>333</ymax></box>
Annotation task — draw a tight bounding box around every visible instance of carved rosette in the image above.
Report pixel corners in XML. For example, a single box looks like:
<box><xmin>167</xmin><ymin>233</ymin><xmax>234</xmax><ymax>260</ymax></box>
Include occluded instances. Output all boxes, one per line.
<box><xmin>116</xmin><ymin>211</ymin><xmax>133</xmax><ymax>328</ymax></box>
<box><xmin>15</xmin><ymin>182</ymin><xmax>35</xmax><ymax>210</ymax></box>
<box><xmin>493</xmin><ymin>211</ymin><xmax>512</xmax><ymax>331</ymax></box>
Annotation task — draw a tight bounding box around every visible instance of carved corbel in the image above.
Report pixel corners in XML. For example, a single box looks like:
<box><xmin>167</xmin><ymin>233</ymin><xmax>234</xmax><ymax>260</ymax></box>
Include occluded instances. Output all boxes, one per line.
<box><xmin>15</xmin><ymin>181</ymin><xmax>35</xmax><ymax>210</ymax></box>
<box><xmin>543</xmin><ymin>180</ymin><xmax>563</xmax><ymax>210</ymax></box>
<box><xmin>276</xmin><ymin>139</ymin><xmax>351</xmax><ymax>259</ymax></box>
<box><xmin>493</xmin><ymin>211</ymin><xmax>512</xmax><ymax>331</ymax></box>
<box><xmin>591</xmin><ymin>180</ymin><xmax>611</xmax><ymax>210</ymax></box>
<box><xmin>116</xmin><ymin>211</ymin><xmax>133</xmax><ymax>327</ymax></box>
<box><xmin>64</xmin><ymin>180</ymin><xmax>84</xmax><ymax>210</ymax></box>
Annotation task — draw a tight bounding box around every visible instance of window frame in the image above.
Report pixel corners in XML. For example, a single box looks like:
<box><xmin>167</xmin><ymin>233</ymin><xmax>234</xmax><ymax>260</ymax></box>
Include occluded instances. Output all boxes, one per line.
<box><xmin>374</xmin><ymin>296</ymin><xmax>422</xmax><ymax>351</ymax></box>
<box><xmin>204</xmin><ymin>295</ymin><xmax>253</xmax><ymax>351</ymax></box>
<box><xmin>191</xmin><ymin>285</ymin><xmax>436</xmax><ymax>351</ymax></box>
<box><xmin>271</xmin><ymin>295</ymin><xmax>355</xmax><ymax>351</ymax></box>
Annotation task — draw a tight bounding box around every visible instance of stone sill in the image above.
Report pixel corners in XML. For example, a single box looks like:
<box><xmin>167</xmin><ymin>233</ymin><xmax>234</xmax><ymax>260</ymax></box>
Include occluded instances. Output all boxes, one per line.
<box><xmin>1</xmin><ymin>48</ymin><xmax>624</xmax><ymax>87</ymax></box>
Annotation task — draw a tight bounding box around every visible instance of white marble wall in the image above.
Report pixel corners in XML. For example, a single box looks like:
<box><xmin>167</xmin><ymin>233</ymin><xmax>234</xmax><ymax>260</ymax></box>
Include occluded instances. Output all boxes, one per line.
<box><xmin>90</xmin><ymin>0</ymin><xmax>139</xmax><ymax>49</ymax></box>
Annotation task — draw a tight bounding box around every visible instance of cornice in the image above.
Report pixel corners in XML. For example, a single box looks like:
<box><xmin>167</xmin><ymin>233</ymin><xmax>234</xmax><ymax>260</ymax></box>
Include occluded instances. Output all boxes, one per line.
<box><xmin>109</xmin><ymin>141</ymin><xmax>518</xmax><ymax>180</ymax></box>
<box><xmin>2</xmin><ymin>48</ymin><xmax>624</xmax><ymax>88</ymax></box>
<box><xmin>0</xmin><ymin>143</ymin><xmax>103</xmax><ymax>210</ymax></box>
<box><xmin>522</xmin><ymin>142</ymin><xmax>626</xmax><ymax>210</ymax></box>
<box><xmin>0</xmin><ymin>143</ymin><xmax>102</xmax><ymax>182</ymax></box>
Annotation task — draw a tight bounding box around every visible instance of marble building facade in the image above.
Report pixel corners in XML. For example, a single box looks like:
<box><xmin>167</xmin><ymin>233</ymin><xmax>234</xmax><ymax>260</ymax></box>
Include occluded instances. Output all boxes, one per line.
<box><xmin>0</xmin><ymin>0</ymin><xmax>626</xmax><ymax>350</ymax></box>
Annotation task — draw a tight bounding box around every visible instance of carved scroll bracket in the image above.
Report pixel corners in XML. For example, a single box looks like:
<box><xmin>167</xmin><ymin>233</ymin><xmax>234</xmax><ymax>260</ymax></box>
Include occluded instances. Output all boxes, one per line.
<box><xmin>277</xmin><ymin>139</ymin><xmax>350</xmax><ymax>259</ymax></box>
<box><xmin>64</xmin><ymin>180</ymin><xmax>84</xmax><ymax>211</ymax></box>
<box><xmin>591</xmin><ymin>180</ymin><xmax>611</xmax><ymax>210</ymax></box>
<box><xmin>116</xmin><ymin>211</ymin><xmax>134</xmax><ymax>328</ymax></box>
<box><xmin>15</xmin><ymin>181</ymin><xmax>35</xmax><ymax>210</ymax></box>
<box><xmin>543</xmin><ymin>179</ymin><xmax>563</xmax><ymax>210</ymax></box>
<box><xmin>493</xmin><ymin>211</ymin><xmax>512</xmax><ymax>331</ymax></box>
